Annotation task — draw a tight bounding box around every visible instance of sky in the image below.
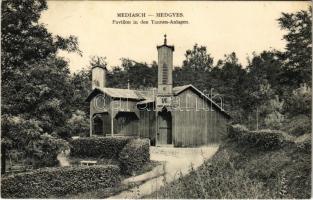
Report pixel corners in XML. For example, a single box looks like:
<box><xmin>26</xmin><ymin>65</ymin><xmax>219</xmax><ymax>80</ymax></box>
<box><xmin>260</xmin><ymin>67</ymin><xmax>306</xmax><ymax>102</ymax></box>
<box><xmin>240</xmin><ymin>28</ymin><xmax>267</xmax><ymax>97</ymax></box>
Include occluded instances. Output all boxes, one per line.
<box><xmin>40</xmin><ymin>1</ymin><xmax>310</xmax><ymax>73</ymax></box>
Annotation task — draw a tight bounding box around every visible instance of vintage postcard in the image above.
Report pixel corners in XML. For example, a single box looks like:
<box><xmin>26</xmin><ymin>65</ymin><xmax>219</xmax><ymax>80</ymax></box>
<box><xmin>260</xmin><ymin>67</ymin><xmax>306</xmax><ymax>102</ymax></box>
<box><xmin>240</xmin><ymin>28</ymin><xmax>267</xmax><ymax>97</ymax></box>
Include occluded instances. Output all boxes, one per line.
<box><xmin>1</xmin><ymin>0</ymin><xmax>311</xmax><ymax>199</ymax></box>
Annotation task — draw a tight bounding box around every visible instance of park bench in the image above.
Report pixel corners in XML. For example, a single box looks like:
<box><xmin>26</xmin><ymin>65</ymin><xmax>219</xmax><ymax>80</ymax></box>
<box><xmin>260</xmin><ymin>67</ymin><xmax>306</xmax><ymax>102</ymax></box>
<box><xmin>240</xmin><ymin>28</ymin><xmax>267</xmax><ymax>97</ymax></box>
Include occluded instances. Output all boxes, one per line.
<box><xmin>80</xmin><ymin>160</ymin><xmax>97</xmax><ymax>166</ymax></box>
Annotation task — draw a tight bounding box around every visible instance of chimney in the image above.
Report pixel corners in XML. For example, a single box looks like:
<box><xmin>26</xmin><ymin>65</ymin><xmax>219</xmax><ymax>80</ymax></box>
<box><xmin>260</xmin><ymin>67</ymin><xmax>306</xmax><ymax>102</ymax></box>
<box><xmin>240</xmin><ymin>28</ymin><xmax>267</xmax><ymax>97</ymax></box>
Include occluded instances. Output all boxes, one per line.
<box><xmin>92</xmin><ymin>65</ymin><xmax>107</xmax><ymax>89</ymax></box>
<box><xmin>156</xmin><ymin>34</ymin><xmax>174</xmax><ymax>95</ymax></box>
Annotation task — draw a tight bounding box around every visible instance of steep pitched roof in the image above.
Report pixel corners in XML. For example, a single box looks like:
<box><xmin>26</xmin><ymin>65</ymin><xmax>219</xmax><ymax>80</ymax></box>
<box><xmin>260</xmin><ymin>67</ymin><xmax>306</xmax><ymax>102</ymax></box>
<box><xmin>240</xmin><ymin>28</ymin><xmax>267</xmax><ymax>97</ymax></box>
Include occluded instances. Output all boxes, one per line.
<box><xmin>172</xmin><ymin>84</ymin><xmax>229</xmax><ymax>117</ymax></box>
<box><xmin>137</xmin><ymin>84</ymin><xmax>230</xmax><ymax>118</ymax></box>
<box><xmin>103</xmin><ymin>87</ymin><xmax>143</xmax><ymax>99</ymax></box>
<box><xmin>86</xmin><ymin>85</ymin><xmax>231</xmax><ymax>118</ymax></box>
<box><xmin>85</xmin><ymin>87</ymin><xmax>155</xmax><ymax>102</ymax></box>
<box><xmin>173</xmin><ymin>85</ymin><xmax>192</xmax><ymax>95</ymax></box>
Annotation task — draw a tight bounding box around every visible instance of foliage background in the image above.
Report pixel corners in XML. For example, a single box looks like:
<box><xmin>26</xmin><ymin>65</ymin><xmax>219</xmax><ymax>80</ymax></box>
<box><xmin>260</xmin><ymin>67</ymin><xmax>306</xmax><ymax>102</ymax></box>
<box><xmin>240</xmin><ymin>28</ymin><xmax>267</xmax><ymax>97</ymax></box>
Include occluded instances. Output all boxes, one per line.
<box><xmin>1</xmin><ymin>0</ymin><xmax>311</xmax><ymax>173</ymax></box>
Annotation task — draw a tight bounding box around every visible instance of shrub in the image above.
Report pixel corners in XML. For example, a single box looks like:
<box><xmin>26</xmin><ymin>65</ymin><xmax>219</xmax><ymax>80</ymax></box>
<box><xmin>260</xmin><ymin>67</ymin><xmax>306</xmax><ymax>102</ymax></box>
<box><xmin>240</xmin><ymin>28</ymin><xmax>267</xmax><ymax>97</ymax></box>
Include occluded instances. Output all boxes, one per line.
<box><xmin>282</xmin><ymin>115</ymin><xmax>311</xmax><ymax>136</ymax></box>
<box><xmin>228</xmin><ymin>125</ymin><xmax>291</xmax><ymax>150</ymax></box>
<box><xmin>227</xmin><ymin>124</ymin><xmax>249</xmax><ymax>139</ymax></box>
<box><xmin>148</xmin><ymin>136</ymin><xmax>311</xmax><ymax>199</ymax></box>
<box><xmin>118</xmin><ymin>138</ymin><xmax>150</xmax><ymax>175</ymax></box>
<box><xmin>148</xmin><ymin>148</ymin><xmax>272</xmax><ymax>199</ymax></box>
<box><xmin>264</xmin><ymin>96</ymin><xmax>285</xmax><ymax>129</ymax></box>
<box><xmin>247</xmin><ymin>130</ymin><xmax>287</xmax><ymax>150</ymax></box>
<box><xmin>67</xmin><ymin>110</ymin><xmax>89</xmax><ymax>137</ymax></box>
<box><xmin>1</xmin><ymin>165</ymin><xmax>120</xmax><ymax>198</ymax></box>
<box><xmin>285</xmin><ymin>85</ymin><xmax>311</xmax><ymax>117</ymax></box>
<box><xmin>295</xmin><ymin>134</ymin><xmax>311</xmax><ymax>154</ymax></box>
<box><xmin>2</xmin><ymin>116</ymin><xmax>69</xmax><ymax>168</ymax></box>
<box><xmin>30</xmin><ymin>133</ymin><xmax>69</xmax><ymax>168</ymax></box>
<box><xmin>70</xmin><ymin>136</ymin><xmax>130</xmax><ymax>158</ymax></box>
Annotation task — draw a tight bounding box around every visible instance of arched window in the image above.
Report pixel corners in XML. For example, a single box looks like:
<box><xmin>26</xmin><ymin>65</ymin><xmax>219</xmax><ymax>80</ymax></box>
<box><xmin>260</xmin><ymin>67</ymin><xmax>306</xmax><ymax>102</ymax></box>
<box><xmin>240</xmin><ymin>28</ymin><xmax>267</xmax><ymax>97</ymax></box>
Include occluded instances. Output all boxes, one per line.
<box><xmin>95</xmin><ymin>94</ymin><xmax>106</xmax><ymax>109</ymax></box>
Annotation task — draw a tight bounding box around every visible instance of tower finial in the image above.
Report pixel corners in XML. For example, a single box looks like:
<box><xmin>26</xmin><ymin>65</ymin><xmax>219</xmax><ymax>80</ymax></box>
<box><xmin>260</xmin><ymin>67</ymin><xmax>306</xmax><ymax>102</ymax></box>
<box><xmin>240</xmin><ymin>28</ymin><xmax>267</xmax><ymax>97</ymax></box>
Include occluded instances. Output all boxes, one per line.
<box><xmin>164</xmin><ymin>34</ymin><xmax>167</xmax><ymax>45</ymax></box>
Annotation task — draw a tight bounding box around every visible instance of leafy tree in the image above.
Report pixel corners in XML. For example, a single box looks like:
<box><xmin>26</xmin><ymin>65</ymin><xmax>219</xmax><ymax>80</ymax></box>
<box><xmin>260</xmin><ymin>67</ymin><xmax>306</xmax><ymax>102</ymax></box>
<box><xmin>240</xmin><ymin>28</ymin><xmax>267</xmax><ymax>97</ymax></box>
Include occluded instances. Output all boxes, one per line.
<box><xmin>213</xmin><ymin>53</ymin><xmax>246</xmax><ymax>120</ymax></box>
<box><xmin>278</xmin><ymin>7</ymin><xmax>312</xmax><ymax>86</ymax></box>
<box><xmin>285</xmin><ymin>84</ymin><xmax>311</xmax><ymax>118</ymax></box>
<box><xmin>246</xmin><ymin>51</ymin><xmax>283</xmax><ymax>93</ymax></box>
<box><xmin>281</xmin><ymin>84</ymin><xmax>311</xmax><ymax>136</ymax></box>
<box><xmin>67</xmin><ymin>110</ymin><xmax>89</xmax><ymax>137</ymax></box>
<box><xmin>107</xmin><ymin>59</ymin><xmax>157</xmax><ymax>89</ymax></box>
<box><xmin>71</xmin><ymin>68</ymin><xmax>91</xmax><ymax>115</ymax></box>
<box><xmin>1</xmin><ymin>0</ymin><xmax>80</xmax><ymax>172</ymax></box>
<box><xmin>122</xmin><ymin>58</ymin><xmax>157</xmax><ymax>89</ymax></box>
<box><xmin>264</xmin><ymin>96</ymin><xmax>285</xmax><ymax>129</ymax></box>
<box><xmin>107</xmin><ymin>66</ymin><xmax>127</xmax><ymax>88</ymax></box>
<box><xmin>183</xmin><ymin>44</ymin><xmax>214</xmax><ymax>72</ymax></box>
<box><xmin>90</xmin><ymin>56</ymin><xmax>107</xmax><ymax>69</ymax></box>
<box><xmin>2</xmin><ymin>0</ymin><xmax>80</xmax><ymax>133</ymax></box>
<box><xmin>241</xmin><ymin>81</ymin><xmax>276</xmax><ymax>129</ymax></box>
<box><xmin>174</xmin><ymin>44</ymin><xmax>214</xmax><ymax>91</ymax></box>
<box><xmin>240</xmin><ymin>51</ymin><xmax>285</xmax><ymax>127</ymax></box>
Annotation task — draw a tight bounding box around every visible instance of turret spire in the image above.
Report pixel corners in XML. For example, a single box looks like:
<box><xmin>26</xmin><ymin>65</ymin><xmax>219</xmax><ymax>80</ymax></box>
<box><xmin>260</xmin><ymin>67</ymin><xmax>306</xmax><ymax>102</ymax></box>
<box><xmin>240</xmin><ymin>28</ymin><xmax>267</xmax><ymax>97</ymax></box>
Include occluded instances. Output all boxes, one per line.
<box><xmin>157</xmin><ymin>34</ymin><xmax>174</xmax><ymax>97</ymax></box>
<box><xmin>164</xmin><ymin>34</ymin><xmax>167</xmax><ymax>45</ymax></box>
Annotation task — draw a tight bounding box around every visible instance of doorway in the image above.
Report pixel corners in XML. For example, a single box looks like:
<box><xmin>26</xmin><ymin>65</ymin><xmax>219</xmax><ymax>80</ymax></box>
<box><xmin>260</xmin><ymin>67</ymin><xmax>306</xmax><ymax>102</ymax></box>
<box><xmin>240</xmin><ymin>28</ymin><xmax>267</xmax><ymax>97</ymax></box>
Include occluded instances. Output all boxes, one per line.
<box><xmin>93</xmin><ymin>115</ymin><xmax>103</xmax><ymax>135</ymax></box>
<box><xmin>157</xmin><ymin>109</ymin><xmax>172</xmax><ymax>145</ymax></box>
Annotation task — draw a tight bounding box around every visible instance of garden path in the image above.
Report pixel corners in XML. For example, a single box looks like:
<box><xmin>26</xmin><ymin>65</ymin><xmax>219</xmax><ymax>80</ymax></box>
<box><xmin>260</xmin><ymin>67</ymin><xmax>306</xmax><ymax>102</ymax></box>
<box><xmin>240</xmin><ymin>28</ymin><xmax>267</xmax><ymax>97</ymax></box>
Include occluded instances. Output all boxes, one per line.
<box><xmin>108</xmin><ymin>145</ymin><xmax>219</xmax><ymax>199</ymax></box>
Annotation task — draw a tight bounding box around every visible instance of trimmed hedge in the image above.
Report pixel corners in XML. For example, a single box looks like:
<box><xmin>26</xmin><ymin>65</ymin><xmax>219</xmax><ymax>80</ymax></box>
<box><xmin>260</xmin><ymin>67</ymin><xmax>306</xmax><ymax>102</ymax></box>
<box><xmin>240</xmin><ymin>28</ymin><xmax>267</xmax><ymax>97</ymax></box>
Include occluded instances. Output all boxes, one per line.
<box><xmin>119</xmin><ymin>138</ymin><xmax>150</xmax><ymax>175</ymax></box>
<box><xmin>247</xmin><ymin>130</ymin><xmax>287</xmax><ymax>150</ymax></box>
<box><xmin>1</xmin><ymin>165</ymin><xmax>120</xmax><ymax>198</ymax></box>
<box><xmin>228</xmin><ymin>124</ymin><xmax>291</xmax><ymax>150</ymax></box>
<box><xmin>227</xmin><ymin>124</ymin><xmax>249</xmax><ymax>139</ymax></box>
<box><xmin>70</xmin><ymin>136</ymin><xmax>130</xmax><ymax>158</ymax></box>
<box><xmin>69</xmin><ymin>137</ymin><xmax>152</xmax><ymax>174</ymax></box>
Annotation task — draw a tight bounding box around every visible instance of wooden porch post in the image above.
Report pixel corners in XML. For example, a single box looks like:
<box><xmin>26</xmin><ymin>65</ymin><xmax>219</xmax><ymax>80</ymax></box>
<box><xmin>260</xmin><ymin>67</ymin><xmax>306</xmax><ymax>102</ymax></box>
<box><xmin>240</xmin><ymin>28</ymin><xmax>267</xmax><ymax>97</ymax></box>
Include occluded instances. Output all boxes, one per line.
<box><xmin>90</xmin><ymin>114</ymin><xmax>93</xmax><ymax>137</ymax></box>
<box><xmin>155</xmin><ymin>110</ymin><xmax>158</xmax><ymax>146</ymax></box>
<box><xmin>111</xmin><ymin>105</ymin><xmax>114</xmax><ymax>137</ymax></box>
